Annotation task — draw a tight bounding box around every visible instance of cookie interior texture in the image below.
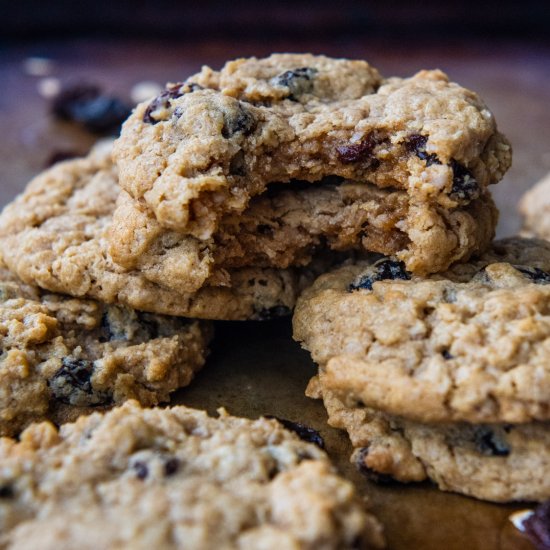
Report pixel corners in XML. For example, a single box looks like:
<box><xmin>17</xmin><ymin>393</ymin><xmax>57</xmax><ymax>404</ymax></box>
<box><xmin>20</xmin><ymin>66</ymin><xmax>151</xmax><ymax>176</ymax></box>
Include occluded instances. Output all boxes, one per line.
<box><xmin>113</xmin><ymin>54</ymin><xmax>510</xmax><ymax>255</ymax></box>
<box><xmin>0</xmin><ymin>271</ymin><xmax>212</xmax><ymax>436</ymax></box>
<box><xmin>0</xmin><ymin>400</ymin><xmax>385</xmax><ymax>550</ymax></box>
<box><xmin>112</xmin><ymin>173</ymin><xmax>498</xmax><ymax>284</ymax></box>
<box><xmin>293</xmin><ymin>238</ymin><xmax>550</xmax><ymax>424</ymax></box>
<box><xmin>308</xmin><ymin>376</ymin><xmax>550</xmax><ymax>503</ymax></box>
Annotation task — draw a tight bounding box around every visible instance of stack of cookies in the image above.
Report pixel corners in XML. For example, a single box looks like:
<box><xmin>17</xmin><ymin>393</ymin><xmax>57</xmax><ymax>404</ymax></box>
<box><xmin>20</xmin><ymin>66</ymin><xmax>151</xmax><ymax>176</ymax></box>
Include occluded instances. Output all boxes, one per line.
<box><xmin>293</xmin><ymin>239</ymin><xmax>550</xmax><ymax>502</ymax></box>
<box><xmin>0</xmin><ymin>51</ymin><xmax>544</xmax><ymax>547</ymax></box>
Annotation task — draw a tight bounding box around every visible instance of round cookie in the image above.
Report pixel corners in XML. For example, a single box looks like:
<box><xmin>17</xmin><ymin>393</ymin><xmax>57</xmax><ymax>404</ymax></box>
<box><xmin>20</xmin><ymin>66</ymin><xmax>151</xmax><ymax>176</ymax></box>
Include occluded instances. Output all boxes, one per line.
<box><xmin>293</xmin><ymin>238</ymin><xmax>550</xmax><ymax>424</ymax></box>
<box><xmin>0</xmin><ymin>271</ymin><xmax>212</xmax><ymax>436</ymax></box>
<box><xmin>113</xmin><ymin>54</ymin><xmax>510</xmax><ymax>263</ymax></box>
<box><xmin>0</xmin><ymin>142</ymin><xmax>318</xmax><ymax>320</ymax></box>
<box><xmin>520</xmin><ymin>171</ymin><xmax>550</xmax><ymax>239</ymax></box>
<box><xmin>0</xmin><ymin>400</ymin><xmax>385</xmax><ymax>549</ymax></box>
<box><xmin>307</xmin><ymin>376</ymin><xmax>550</xmax><ymax>503</ymax></box>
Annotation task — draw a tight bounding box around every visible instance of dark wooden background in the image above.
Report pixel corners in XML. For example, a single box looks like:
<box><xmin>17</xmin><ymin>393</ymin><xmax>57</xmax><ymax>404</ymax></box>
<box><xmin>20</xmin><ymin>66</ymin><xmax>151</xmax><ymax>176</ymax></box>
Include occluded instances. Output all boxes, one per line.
<box><xmin>1</xmin><ymin>4</ymin><xmax>549</xmax><ymax>548</ymax></box>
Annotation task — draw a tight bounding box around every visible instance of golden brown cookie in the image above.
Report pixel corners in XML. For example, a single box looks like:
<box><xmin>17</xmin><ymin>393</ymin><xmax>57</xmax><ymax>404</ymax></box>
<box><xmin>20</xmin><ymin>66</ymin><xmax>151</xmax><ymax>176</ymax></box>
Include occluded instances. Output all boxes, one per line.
<box><xmin>294</xmin><ymin>238</ymin><xmax>550</xmax><ymax>424</ymax></box>
<box><xmin>0</xmin><ymin>272</ymin><xmax>212</xmax><ymax>436</ymax></box>
<box><xmin>0</xmin><ymin>400</ymin><xmax>385</xmax><ymax>549</ymax></box>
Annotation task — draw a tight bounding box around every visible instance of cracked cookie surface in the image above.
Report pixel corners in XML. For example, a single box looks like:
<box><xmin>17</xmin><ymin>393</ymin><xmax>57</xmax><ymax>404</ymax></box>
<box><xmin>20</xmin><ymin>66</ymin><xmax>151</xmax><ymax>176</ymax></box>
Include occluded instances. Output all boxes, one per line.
<box><xmin>0</xmin><ymin>270</ymin><xmax>212</xmax><ymax>436</ymax></box>
<box><xmin>113</xmin><ymin>53</ymin><xmax>510</xmax><ymax>271</ymax></box>
<box><xmin>294</xmin><ymin>238</ymin><xmax>550</xmax><ymax>424</ymax></box>
<box><xmin>0</xmin><ymin>400</ymin><xmax>384</xmax><ymax>550</ymax></box>
<box><xmin>308</xmin><ymin>376</ymin><xmax>550</xmax><ymax>503</ymax></box>
<box><xmin>0</xmin><ymin>142</ymin><xmax>317</xmax><ymax>320</ymax></box>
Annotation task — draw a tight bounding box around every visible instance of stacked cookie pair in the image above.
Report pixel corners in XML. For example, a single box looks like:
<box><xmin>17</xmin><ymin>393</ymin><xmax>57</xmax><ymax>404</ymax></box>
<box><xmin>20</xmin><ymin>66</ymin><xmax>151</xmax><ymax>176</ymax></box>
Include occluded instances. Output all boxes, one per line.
<box><xmin>293</xmin><ymin>239</ymin><xmax>550</xmax><ymax>502</ymax></box>
<box><xmin>108</xmin><ymin>52</ymin><xmax>507</xmax><ymax>300</ymax></box>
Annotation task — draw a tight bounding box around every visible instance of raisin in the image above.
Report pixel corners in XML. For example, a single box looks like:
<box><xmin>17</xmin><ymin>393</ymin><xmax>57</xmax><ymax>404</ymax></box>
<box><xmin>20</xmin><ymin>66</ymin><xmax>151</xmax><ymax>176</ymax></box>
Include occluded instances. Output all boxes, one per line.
<box><xmin>474</xmin><ymin>427</ymin><xmax>510</xmax><ymax>456</ymax></box>
<box><xmin>514</xmin><ymin>265</ymin><xmax>550</xmax><ymax>285</ymax></box>
<box><xmin>254</xmin><ymin>306</ymin><xmax>292</xmax><ymax>320</ymax></box>
<box><xmin>0</xmin><ymin>484</ymin><xmax>14</xmax><ymax>498</ymax></box>
<box><xmin>164</xmin><ymin>457</ymin><xmax>180</xmax><ymax>477</ymax></box>
<box><xmin>265</xmin><ymin>416</ymin><xmax>325</xmax><ymax>449</ymax></box>
<box><xmin>143</xmin><ymin>85</ymin><xmax>182</xmax><ymax>124</ymax></box>
<box><xmin>524</xmin><ymin>500</ymin><xmax>550</xmax><ymax>550</ymax></box>
<box><xmin>270</xmin><ymin>67</ymin><xmax>318</xmax><ymax>100</ymax></box>
<box><xmin>257</xmin><ymin>224</ymin><xmax>274</xmax><ymax>236</ymax></box>
<box><xmin>229</xmin><ymin>150</ymin><xmax>246</xmax><ymax>176</ymax></box>
<box><xmin>348</xmin><ymin>259</ymin><xmax>411</xmax><ymax>291</ymax></box>
<box><xmin>136</xmin><ymin>312</ymin><xmax>160</xmax><ymax>339</ymax></box>
<box><xmin>374</xmin><ymin>259</ymin><xmax>411</xmax><ymax>281</ymax></box>
<box><xmin>405</xmin><ymin>134</ymin><xmax>440</xmax><ymax>166</ymax></box>
<box><xmin>336</xmin><ymin>135</ymin><xmax>377</xmax><ymax>164</ymax></box>
<box><xmin>442</xmin><ymin>350</ymin><xmax>453</xmax><ymax>360</ymax></box>
<box><xmin>52</xmin><ymin>358</ymin><xmax>93</xmax><ymax>394</ymax></box>
<box><xmin>221</xmin><ymin>104</ymin><xmax>256</xmax><ymax>138</ymax></box>
<box><xmin>405</xmin><ymin>133</ymin><xmax>427</xmax><ymax>153</ymax></box>
<box><xmin>50</xmin><ymin>358</ymin><xmax>109</xmax><ymax>406</ymax></box>
<box><xmin>449</xmin><ymin>160</ymin><xmax>479</xmax><ymax>202</ymax></box>
<box><xmin>51</xmin><ymin>83</ymin><xmax>130</xmax><ymax>134</ymax></box>
<box><xmin>133</xmin><ymin>461</ymin><xmax>149</xmax><ymax>480</ymax></box>
<box><xmin>143</xmin><ymin>82</ymin><xmax>202</xmax><ymax>124</ymax></box>
<box><xmin>355</xmin><ymin>447</ymin><xmax>395</xmax><ymax>484</ymax></box>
